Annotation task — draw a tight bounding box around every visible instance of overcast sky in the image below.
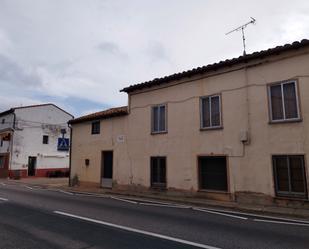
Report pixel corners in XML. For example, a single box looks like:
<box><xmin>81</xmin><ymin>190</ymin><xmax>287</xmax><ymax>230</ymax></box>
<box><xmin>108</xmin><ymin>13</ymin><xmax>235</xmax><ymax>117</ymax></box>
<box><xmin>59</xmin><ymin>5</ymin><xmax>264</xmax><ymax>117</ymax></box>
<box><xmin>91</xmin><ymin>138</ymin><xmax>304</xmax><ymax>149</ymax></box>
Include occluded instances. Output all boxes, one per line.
<box><xmin>0</xmin><ymin>0</ymin><xmax>309</xmax><ymax>116</ymax></box>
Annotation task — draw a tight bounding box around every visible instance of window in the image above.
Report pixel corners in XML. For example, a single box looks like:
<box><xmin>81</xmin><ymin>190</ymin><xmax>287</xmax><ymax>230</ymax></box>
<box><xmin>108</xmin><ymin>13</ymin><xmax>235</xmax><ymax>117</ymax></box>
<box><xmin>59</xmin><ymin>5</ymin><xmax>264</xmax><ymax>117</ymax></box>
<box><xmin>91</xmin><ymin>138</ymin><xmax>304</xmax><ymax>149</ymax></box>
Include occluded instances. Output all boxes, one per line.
<box><xmin>0</xmin><ymin>138</ymin><xmax>3</xmax><ymax>147</ymax></box>
<box><xmin>91</xmin><ymin>121</ymin><xmax>100</xmax><ymax>134</ymax></box>
<box><xmin>1</xmin><ymin>119</ymin><xmax>5</xmax><ymax>124</ymax></box>
<box><xmin>273</xmin><ymin>155</ymin><xmax>307</xmax><ymax>198</ymax></box>
<box><xmin>199</xmin><ymin>156</ymin><xmax>228</xmax><ymax>191</ymax></box>
<box><xmin>150</xmin><ymin>157</ymin><xmax>166</xmax><ymax>188</ymax></box>
<box><xmin>151</xmin><ymin>104</ymin><xmax>167</xmax><ymax>133</ymax></box>
<box><xmin>268</xmin><ymin>81</ymin><xmax>300</xmax><ymax>122</ymax></box>
<box><xmin>200</xmin><ymin>95</ymin><xmax>222</xmax><ymax>129</ymax></box>
<box><xmin>0</xmin><ymin>156</ymin><xmax>4</xmax><ymax>168</ymax></box>
<box><xmin>42</xmin><ymin>135</ymin><xmax>49</xmax><ymax>144</ymax></box>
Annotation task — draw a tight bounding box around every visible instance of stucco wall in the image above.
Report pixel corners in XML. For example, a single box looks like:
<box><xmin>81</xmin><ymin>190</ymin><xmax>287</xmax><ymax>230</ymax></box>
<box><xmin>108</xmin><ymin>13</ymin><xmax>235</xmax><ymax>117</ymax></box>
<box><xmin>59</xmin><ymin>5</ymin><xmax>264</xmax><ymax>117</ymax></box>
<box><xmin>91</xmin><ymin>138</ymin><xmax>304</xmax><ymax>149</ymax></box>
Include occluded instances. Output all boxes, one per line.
<box><xmin>0</xmin><ymin>113</ymin><xmax>14</xmax><ymax>131</ymax></box>
<box><xmin>0</xmin><ymin>113</ymin><xmax>14</xmax><ymax>154</ymax></box>
<box><xmin>71</xmin><ymin>48</ymin><xmax>309</xmax><ymax>199</ymax></box>
<box><xmin>11</xmin><ymin>105</ymin><xmax>72</xmax><ymax>172</ymax></box>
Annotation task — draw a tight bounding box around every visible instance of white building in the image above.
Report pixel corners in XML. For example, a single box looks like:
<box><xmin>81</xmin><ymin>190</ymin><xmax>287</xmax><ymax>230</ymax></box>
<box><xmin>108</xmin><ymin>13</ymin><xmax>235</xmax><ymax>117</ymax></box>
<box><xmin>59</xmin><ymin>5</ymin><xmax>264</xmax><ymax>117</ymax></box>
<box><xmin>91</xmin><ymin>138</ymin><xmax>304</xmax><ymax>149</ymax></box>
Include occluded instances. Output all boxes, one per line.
<box><xmin>0</xmin><ymin>104</ymin><xmax>73</xmax><ymax>178</ymax></box>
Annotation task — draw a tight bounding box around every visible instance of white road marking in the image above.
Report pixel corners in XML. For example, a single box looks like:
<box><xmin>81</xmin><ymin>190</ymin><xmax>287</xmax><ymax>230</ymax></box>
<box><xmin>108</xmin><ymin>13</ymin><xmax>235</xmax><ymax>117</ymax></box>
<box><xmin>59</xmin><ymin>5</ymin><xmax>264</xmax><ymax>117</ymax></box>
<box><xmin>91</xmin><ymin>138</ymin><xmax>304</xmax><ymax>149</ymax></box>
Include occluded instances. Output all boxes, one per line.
<box><xmin>55</xmin><ymin>189</ymin><xmax>74</xmax><ymax>195</ymax></box>
<box><xmin>24</xmin><ymin>185</ymin><xmax>34</xmax><ymax>190</ymax></box>
<box><xmin>193</xmin><ymin>207</ymin><xmax>248</xmax><ymax>220</ymax></box>
<box><xmin>17</xmin><ymin>185</ymin><xmax>307</xmax><ymax>225</ymax></box>
<box><xmin>133</xmin><ymin>198</ymin><xmax>173</xmax><ymax>205</ymax></box>
<box><xmin>110</xmin><ymin>196</ymin><xmax>138</xmax><ymax>204</ymax></box>
<box><xmin>254</xmin><ymin>218</ymin><xmax>309</xmax><ymax>227</ymax></box>
<box><xmin>139</xmin><ymin>202</ymin><xmax>191</xmax><ymax>209</ymax></box>
<box><xmin>0</xmin><ymin>183</ymin><xmax>6</xmax><ymax>186</ymax></box>
<box><xmin>200</xmin><ymin>207</ymin><xmax>309</xmax><ymax>224</ymax></box>
<box><xmin>54</xmin><ymin>211</ymin><xmax>220</xmax><ymax>249</ymax></box>
<box><xmin>0</xmin><ymin>197</ymin><xmax>8</xmax><ymax>201</ymax></box>
<box><xmin>73</xmin><ymin>192</ymin><xmax>110</xmax><ymax>198</ymax></box>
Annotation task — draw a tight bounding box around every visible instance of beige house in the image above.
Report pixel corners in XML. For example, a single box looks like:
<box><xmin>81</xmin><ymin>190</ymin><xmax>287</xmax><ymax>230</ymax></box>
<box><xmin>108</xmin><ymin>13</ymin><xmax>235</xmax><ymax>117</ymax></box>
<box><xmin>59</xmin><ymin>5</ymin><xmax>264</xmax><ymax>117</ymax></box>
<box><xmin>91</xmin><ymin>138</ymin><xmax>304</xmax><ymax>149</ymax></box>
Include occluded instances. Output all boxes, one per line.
<box><xmin>69</xmin><ymin>39</ymin><xmax>309</xmax><ymax>207</ymax></box>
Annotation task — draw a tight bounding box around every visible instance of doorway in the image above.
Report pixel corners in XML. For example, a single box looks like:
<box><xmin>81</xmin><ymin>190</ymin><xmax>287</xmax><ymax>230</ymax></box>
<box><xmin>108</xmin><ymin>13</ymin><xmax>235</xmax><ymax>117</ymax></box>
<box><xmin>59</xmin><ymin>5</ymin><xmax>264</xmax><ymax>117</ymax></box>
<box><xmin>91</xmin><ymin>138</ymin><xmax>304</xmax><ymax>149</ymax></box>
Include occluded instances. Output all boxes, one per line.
<box><xmin>198</xmin><ymin>156</ymin><xmax>228</xmax><ymax>191</ymax></box>
<box><xmin>28</xmin><ymin>156</ymin><xmax>37</xmax><ymax>176</ymax></box>
<box><xmin>101</xmin><ymin>151</ymin><xmax>113</xmax><ymax>188</ymax></box>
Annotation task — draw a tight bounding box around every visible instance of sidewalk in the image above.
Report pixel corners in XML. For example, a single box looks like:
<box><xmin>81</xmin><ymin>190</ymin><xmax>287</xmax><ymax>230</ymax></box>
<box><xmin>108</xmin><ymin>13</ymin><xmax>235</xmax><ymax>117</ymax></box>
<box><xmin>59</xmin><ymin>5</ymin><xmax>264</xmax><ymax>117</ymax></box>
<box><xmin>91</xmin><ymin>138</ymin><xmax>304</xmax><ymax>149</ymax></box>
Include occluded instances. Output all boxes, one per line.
<box><xmin>9</xmin><ymin>177</ymin><xmax>69</xmax><ymax>188</ymax></box>
<box><xmin>7</xmin><ymin>177</ymin><xmax>309</xmax><ymax>220</ymax></box>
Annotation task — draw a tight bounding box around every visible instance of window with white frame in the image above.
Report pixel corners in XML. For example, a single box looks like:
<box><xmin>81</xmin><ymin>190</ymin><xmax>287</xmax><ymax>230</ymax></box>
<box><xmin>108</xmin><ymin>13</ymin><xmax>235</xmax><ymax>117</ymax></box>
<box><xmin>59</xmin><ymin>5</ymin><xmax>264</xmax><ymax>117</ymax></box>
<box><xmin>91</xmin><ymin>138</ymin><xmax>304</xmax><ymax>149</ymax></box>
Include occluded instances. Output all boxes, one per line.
<box><xmin>151</xmin><ymin>104</ymin><xmax>167</xmax><ymax>133</ymax></box>
<box><xmin>268</xmin><ymin>81</ymin><xmax>300</xmax><ymax>122</ymax></box>
<box><xmin>200</xmin><ymin>95</ymin><xmax>221</xmax><ymax>129</ymax></box>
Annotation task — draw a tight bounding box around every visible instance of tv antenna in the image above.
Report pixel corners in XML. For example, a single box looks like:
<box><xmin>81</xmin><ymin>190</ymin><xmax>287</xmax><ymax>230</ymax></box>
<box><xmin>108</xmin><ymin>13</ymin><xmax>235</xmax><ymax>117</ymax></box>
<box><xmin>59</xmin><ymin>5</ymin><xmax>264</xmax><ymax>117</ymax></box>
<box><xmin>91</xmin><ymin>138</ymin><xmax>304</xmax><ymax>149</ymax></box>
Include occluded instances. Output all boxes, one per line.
<box><xmin>226</xmin><ymin>17</ymin><xmax>256</xmax><ymax>56</ymax></box>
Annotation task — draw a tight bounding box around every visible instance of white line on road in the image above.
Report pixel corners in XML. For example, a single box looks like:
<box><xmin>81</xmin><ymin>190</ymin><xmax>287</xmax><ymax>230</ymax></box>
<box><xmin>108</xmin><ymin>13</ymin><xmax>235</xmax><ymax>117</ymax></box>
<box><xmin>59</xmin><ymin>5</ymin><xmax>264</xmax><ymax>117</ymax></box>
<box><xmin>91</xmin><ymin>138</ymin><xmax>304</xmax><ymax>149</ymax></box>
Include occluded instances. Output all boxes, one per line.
<box><xmin>110</xmin><ymin>196</ymin><xmax>138</xmax><ymax>204</ymax></box>
<box><xmin>55</xmin><ymin>189</ymin><xmax>74</xmax><ymax>195</ymax></box>
<box><xmin>253</xmin><ymin>218</ymin><xmax>309</xmax><ymax>227</ymax></box>
<box><xmin>0</xmin><ymin>197</ymin><xmax>8</xmax><ymax>201</ymax></box>
<box><xmin>193</xmin><ymin>207</ymin><xmax>248</xmax><ymax>220</ymax></box>
<box><xmin>54</xmin><ymin>211</ymin><xmax>220</xmax><ymax>249</ymax></box>
<box><xmin>24</xmin><ymin>185</ymin><xmax>34</xmax><ymax>190</ymax></box>
<box><xmin>0</xmin><ymin>183</ymin><xmax>6</xmax><ymax>186</ymax></box>
<box><xmin>139</xmin><ymin>202</ymin><xmax>191</xmax><ymax>209</ymax></box>
<box><xmin>131</xmin><ymin>198</ymin><xmax>174</xmax><ymax>205</ymax></box>
<box><xmin>200</xmin><ymin>207</ymin><xmax>309</xmax><ymax>224</ymax></box>
<box><xmin>73</xmin><ymin>193</ymin><xmax>110</xmax><ymax>198</ymax></box>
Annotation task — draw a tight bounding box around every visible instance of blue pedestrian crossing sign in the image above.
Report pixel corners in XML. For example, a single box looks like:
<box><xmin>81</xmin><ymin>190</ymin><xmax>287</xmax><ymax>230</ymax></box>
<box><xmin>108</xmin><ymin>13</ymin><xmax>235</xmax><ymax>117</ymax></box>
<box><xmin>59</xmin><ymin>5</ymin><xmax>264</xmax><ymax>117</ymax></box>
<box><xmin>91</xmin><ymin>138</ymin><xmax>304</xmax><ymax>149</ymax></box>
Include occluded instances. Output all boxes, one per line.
<box><xmin>58</xmin><ymin>138</ymin><xmax>69</xmax><ymax>151</ymax></box>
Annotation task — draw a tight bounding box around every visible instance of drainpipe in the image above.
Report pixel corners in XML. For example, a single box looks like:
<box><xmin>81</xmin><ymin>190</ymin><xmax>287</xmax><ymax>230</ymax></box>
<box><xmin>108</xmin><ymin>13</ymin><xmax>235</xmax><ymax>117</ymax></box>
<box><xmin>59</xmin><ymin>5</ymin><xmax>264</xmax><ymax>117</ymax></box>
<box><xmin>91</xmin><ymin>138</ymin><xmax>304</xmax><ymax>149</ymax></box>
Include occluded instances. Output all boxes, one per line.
<box><xmin>244</xmin><ymin>66</ymin><xmax>251</xmax><ymax>144</ymax></box>
<box><xmin>68</xmin><ymin>123</ymin><xmax>72</xmax><ymax>187</ymax></box>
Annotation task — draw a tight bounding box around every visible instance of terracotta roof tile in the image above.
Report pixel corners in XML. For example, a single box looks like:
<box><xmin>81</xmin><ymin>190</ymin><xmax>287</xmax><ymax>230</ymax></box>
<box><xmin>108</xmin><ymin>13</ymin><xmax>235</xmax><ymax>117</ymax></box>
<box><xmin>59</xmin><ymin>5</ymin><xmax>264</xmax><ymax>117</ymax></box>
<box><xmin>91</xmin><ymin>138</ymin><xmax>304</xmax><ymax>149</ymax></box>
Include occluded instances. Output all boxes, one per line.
<box><xmin>68</xmin><ymin>106</ymin><xmax>128</xmax><ymax>124</ymax></box>
<box><xmin>121</xmin><ymin>39</ymin><xmax>309</xmax><ymax>93</ymax></box>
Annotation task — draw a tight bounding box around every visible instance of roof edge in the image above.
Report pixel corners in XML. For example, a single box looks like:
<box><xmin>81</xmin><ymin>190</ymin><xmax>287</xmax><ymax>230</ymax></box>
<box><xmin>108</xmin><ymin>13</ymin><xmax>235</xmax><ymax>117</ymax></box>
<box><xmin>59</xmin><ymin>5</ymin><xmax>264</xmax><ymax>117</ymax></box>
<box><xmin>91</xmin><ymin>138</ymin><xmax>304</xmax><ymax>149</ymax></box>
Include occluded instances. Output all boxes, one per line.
<box><xmin>68</xmin><ymin>106</ymin><xmax>128</xmax><ymax>125</ymax></box>
<box><xmin>0</xmin><ymin>108</ymin><xmax>14</xmax><ymax>118</ymax></box>
<box><xmin>120</xmin><ymin>39</ymin><xmax>309</xmax><ymax>93</ymax></box>
<box><xmin>13</xmin><ymin>103</ymin><xmax>74</xmax><ymax>118</ymax></box>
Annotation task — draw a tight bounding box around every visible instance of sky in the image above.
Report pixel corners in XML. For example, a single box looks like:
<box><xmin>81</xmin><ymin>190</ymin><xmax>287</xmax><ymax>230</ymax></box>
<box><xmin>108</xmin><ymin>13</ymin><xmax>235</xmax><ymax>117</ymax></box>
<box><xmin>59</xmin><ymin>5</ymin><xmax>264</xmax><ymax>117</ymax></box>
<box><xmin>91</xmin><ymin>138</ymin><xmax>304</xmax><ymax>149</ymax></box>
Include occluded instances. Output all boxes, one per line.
<box><xmin>0</xmin><ymin>0</ymin><xmax>309</xmax><ymax>117</ymax></box>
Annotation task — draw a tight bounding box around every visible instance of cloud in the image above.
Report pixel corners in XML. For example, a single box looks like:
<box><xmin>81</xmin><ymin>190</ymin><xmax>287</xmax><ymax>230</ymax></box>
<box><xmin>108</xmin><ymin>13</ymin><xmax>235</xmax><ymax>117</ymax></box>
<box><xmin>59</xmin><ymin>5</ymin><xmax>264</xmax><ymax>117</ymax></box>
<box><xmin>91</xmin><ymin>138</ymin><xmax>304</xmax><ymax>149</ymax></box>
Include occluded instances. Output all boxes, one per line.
<box><xmin>0</xmin><ymin>54</ymin><xmax>42</xmax><ymax>88</ymax></box>
<box><xmin>280</xmin><ymin>14</ymin><xmax>309</xmax><ymax>41</ymax></box>
<box><xmin>81</xmin><ymin>108</ymin><xmax>104</xmax><ymax>116</ymax></box>
<box><xmin>0</xmin><ymin>0</ymin><xmax>309</xmax><ymax>115</ymax></box>
<box><xmin>0</xmin><ymin>95</ymin><xmax>42</xmax><ymax>112</ymax></box>
<box><xmin>97</xmin><ymin>41</ymin><xmax>120</xmax><ymax>54</ymax></box>
<box><xmin>146</xmin><ymin>41</ymin><xmax>170</xmax><ymax>63</ymax></box>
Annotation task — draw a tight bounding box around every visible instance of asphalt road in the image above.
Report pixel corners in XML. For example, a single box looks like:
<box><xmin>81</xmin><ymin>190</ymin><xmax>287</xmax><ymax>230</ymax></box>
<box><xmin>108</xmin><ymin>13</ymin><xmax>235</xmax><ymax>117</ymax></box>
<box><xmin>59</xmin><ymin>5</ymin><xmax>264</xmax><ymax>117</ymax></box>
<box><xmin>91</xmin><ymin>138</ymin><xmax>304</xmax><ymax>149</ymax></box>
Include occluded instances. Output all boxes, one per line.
<box><xmin>0</xmin><ymin>181</ymin><xmax>309</xmax><ymax>249</ymax></box>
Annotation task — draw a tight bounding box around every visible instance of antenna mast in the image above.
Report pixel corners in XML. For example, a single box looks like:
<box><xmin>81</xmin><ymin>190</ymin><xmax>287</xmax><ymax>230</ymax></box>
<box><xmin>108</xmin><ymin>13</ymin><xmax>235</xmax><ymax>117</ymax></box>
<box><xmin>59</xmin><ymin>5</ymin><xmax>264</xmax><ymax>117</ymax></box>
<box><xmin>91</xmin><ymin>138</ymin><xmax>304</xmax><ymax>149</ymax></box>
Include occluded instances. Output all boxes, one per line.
<box><xmin>226</xmin><ymin>17</ymin><xmax>256</xmax><ymax>56</ymax></box>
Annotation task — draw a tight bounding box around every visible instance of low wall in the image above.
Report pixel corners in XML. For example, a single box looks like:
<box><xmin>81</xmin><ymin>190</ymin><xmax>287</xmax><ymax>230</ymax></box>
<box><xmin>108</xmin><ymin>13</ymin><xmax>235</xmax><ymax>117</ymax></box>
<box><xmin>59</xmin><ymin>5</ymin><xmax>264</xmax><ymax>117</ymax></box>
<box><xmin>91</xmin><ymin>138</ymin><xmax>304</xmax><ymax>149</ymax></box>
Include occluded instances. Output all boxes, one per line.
<box><xmin>9</xmin><ymin>167</ymin><xmax>69</xmax><ymax>178</ymax></box>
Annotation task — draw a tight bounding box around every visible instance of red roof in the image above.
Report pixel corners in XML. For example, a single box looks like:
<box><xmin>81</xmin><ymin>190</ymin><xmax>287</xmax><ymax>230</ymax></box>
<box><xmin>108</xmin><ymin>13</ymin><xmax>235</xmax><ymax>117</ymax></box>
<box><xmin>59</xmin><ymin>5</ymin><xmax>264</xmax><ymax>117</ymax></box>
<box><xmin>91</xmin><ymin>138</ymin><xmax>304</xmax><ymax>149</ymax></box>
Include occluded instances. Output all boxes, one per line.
<box><xmin>68</xmin><ymin>106</ymin><xmax>128</xmax><ymax>124</ymax></box>
<box><xmin>121</xmin><ymin>39</ymin><xmax>309</xmax><ymax>93</ymax></box>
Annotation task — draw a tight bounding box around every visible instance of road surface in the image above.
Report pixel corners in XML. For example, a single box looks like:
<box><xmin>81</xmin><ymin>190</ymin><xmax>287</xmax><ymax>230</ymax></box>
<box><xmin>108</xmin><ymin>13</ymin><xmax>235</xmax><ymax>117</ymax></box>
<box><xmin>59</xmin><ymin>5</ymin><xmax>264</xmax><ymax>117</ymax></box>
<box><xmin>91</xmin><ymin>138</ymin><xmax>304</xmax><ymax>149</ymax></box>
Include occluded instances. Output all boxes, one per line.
<box><xmin>0</xmin><ymin>180</ymin><xmax>308</xmax><ymax>249</ymax></box>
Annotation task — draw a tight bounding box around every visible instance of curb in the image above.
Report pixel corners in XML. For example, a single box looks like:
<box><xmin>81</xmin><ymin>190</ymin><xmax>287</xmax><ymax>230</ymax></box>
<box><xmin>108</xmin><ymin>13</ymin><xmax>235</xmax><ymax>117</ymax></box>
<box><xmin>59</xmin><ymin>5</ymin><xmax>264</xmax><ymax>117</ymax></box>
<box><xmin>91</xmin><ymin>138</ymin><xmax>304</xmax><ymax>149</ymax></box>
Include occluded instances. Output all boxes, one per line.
<box><xmin>5</xmin><ymin>179</ymin><xmax>309</xmax><ymax>220</ymax></box>
<box><xmin>61</xmin><ymin>186</ymin><xmax>309</xmax><ymax>221</ymax></box>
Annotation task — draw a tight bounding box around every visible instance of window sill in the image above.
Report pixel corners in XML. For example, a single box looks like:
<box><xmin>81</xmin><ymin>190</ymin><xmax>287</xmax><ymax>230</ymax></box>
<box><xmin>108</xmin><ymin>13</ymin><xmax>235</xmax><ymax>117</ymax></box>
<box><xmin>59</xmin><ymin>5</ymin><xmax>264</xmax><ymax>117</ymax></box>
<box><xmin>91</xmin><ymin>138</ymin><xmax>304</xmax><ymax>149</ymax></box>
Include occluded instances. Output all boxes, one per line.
<box><xmin>269</xmin><ymin>118</ymin><xmax>302</xmax><ymax>125</ymax></box>
<box><xmin>151</xmin><ymin>131</ymin><xmax>168</xmax><ymax>135</ymax></box>
<box><xmin>200</xmin><ymin>126</ymin><xmax>223</xmax><ymax>131</ymax></box>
